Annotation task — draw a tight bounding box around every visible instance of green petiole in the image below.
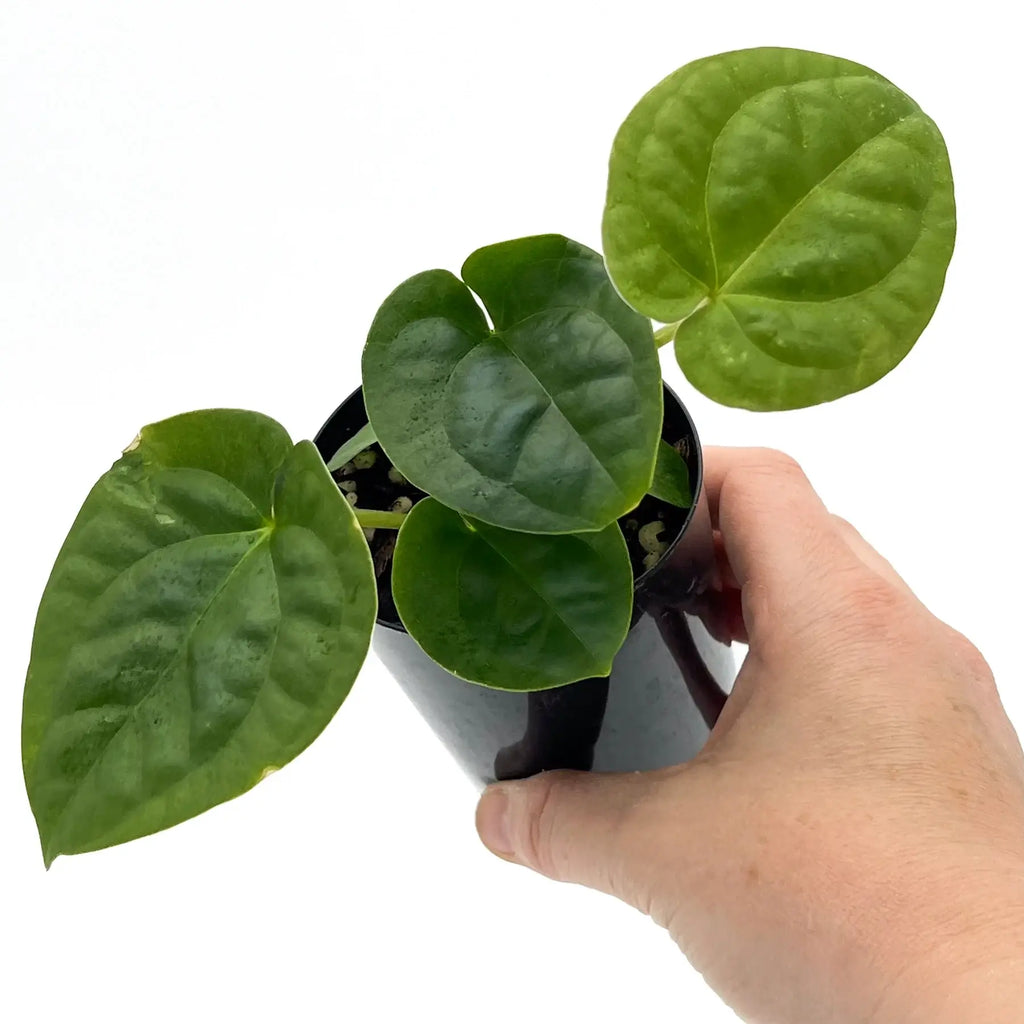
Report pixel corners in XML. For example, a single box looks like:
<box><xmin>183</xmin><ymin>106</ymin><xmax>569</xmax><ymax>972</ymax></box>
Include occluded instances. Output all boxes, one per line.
<box><xmin>354</xmin><ymin>508</ymin><xmax>407</xmax><ymax>530</ymax></box>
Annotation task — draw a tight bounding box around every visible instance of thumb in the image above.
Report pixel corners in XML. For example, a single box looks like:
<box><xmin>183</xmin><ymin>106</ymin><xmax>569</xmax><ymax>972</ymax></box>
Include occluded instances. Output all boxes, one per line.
<box><xmin>475</xmin><ymin>768</ymin><xmax>669</xmax><ymax>910</ymax></box>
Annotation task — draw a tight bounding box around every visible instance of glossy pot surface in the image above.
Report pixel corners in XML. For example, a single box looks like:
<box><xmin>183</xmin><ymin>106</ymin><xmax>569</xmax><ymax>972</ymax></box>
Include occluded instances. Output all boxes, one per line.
<box><xmin>315</xmin><ymin>387</ymin><xmax>735</xmax><ymax>787</ymax></box>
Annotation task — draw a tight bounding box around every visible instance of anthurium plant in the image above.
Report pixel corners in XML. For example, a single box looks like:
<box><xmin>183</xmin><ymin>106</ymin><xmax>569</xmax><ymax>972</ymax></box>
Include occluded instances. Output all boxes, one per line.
<box><xmin>22</xmin><ymin>47</ymin><xmax>955</xmax><ymax>866</ymax></box>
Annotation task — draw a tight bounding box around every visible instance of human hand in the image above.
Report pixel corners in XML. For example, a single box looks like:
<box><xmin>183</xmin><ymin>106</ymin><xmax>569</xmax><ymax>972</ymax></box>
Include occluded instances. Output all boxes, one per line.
<box><xmin>475</xmin><ymin>448</ymin><xmax>1024</xmax><ymax>1023</ymax></box>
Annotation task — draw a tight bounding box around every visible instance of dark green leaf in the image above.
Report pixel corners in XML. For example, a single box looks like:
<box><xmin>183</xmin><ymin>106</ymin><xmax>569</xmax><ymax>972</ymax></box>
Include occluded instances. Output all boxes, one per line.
<box><xmin>391</xmin><ymin>498</ymin><xmax>633</xmax><ymax>690</ymax></box>
<box><xmin>362</xmin><ymin>234</ymin><xmax>662</xmax><ymax>533</ymax></box>
<box><xmin>649</xmin><ymin>440</ymin><xmax>692</xmax><ymax>508</ymax></box>
<box><xmin>603</xmin><ymin>47</ymin><xmax>956</xmax><ymax>410</ymax></box>
<box><xmin>22</xmin><ymin>411</ymin><xmax>376</xmax><ymax>865</ymax></box>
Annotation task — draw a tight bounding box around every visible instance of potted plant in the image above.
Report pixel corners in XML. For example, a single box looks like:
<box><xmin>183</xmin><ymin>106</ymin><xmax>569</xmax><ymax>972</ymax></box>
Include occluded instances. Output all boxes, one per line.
<box><xmin>21</xmin><ymin>46</ymin><xmax>954</xmax><ymax>867</ymax></box>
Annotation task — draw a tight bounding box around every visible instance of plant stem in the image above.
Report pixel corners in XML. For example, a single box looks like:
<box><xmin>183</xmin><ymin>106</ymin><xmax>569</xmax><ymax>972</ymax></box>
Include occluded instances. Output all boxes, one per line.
<box><xmin>354</xmin><ymin>509</ymin><xmax>406</xmax><ymax>530</ymax></box>
<box><xmin>654</xmin><ymin>321</ymin><xmax>681</xmax><ymax>348</ymax></box>
<box><xmin>327</xmin><ymin>421</ymin><xmax>377</xmax><ymax>472</ymax></box>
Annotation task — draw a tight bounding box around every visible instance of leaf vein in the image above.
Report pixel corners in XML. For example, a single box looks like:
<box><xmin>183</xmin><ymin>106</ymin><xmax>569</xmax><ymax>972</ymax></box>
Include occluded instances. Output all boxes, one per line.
<box><xmin>717</xmin><ymin>114</ymin><xmax>920</xmax><ymax>295</ymax></box>
<box><xmin>447</xmin><ymin>308</ymin><xmax>635</xmax><ymax>502</ymax></box>
<box><xmin>468</xmin><ymin>526</ymin><xmax>599</xmax><ymax>663</ymax></box>
<box><xmin>43</xmin><ymin>529</ymin><xmax>272</xmax><ymax>856</ymax></box>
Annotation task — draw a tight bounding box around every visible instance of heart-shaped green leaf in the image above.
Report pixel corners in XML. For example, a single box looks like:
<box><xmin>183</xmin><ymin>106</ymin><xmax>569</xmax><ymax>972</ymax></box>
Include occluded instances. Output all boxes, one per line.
<box><xmin>361</xmin><ymin>234</ymin><xmax>662</xmax><ymax>533</ymax></box>
<box><xmin>22</xmin><ymin>410</ymin><xmax>376</xmax><ymax>866</ymax></box>
<box><xmin>391</xmin><ymin>498</ymin><xmax>632</xmax><ymax>690</ymax></box>
<box><xmin>603</xmin><ymin>47</ymin><xmax>956</xmax><ymax>410</ymax></box>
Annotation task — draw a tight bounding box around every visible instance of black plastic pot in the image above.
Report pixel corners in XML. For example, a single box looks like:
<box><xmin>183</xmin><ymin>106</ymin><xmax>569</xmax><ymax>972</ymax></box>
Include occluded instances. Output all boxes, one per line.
<box><xmin>315</xmin><ymin>386</ymin><xmax>735</xmax><ymax>787</ymax></box>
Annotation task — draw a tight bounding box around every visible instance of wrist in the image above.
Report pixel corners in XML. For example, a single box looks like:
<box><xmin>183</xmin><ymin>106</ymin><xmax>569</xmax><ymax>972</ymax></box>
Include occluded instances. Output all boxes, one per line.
<box><xmin>870</xmin><ymin>877</ymin><xmax>1024</xmax><ymax>1024</ymax></box>
<box><xmin>878</xmin><ymin>954</ymin><xmax>1024</xmax><ymax>1024</ymax></box>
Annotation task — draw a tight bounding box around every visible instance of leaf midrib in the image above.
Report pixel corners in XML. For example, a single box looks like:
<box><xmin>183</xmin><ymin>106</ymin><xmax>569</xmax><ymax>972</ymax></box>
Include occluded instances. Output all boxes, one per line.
<box><xmin>465</xmin><ymin>522</ymin><xmax>607</xmax><ymax>669</ymax></box>
<box><xmin>41</xmin><ymin>526</ymin><xmax>273</xmax><ymax>860</ymax></box>
<box><xmin>635</xmin><ymin>72</ymin><xmax>917</xmax><ymax>302</ymax></box>
<box><xmin>446</xmin><ymin>306</ymin><xmax>634</xmax><ymax>504</ymax></box>
<box><xmin>714</xmin><ymin>112</ymin><xmax>920</xmax><ymax>298</ymax></box>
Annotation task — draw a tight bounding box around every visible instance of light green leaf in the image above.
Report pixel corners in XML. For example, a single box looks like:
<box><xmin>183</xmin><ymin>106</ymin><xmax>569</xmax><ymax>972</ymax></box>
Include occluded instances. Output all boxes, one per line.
<box><xmin>326</xmin><ymin>421</ymin><xmax>377</xmax><ymax>472</ymax></box>
<box><xmin>603</xmin><ymin>47</ymin><xmax>955</xmax><ymax>410</ymax></box>
<box><xmin>362</xmin><ymin>234</ymin><xmax>662</xmax><ymax>533</ymax></box>
<box><xmin>22</xmin><ymin>411</ymin><xmax>376</xmax><ymax>865</ymax></box>
<box><xmin>649</xmin><ymin>440</ymin><xmax>692</xmax><ymax>508</ymax></box>
<box><xmin>391</xmin><ymin>498</ymin><xmax>633</xmax><ymax>690</ymax></box>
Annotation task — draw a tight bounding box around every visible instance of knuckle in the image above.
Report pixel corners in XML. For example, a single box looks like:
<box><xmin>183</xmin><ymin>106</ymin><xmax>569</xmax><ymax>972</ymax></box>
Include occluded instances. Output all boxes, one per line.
<box><xmin>830</xmin><ymin>513</ymin><xmax>859</xmax><ymax>537</ymax></box>
<box><xmin>741</xmin><ymin>448</ymin><xmax>806</xmax><ymax>488</ymax></box>
<box><xmin>843</xmin><ymin>572</ymin><xmax>906</xmax><ymax>625</ymax></box>
<box><xmin>808</xmin><ymin>567</ymin><xmax>921</xmax><ymax>658</ymax></box>
<box><xmin>942</xmin><ymin>625</ymin><xmax>994</xmax><ymax>684</ymax></box>
<box><xmin>721</xmin><ymin>449</ymin><xmax>807</xmax><ymax>512</ymax></box>
<box><xmin>516</xmin><ymin>771</ymin><xmax>568</xmax><ymax>878</ymax></box>
<box><xmin>759</xmin><ymin>447</ymin><xmax>804</xmax><ymax>477</ymax></box>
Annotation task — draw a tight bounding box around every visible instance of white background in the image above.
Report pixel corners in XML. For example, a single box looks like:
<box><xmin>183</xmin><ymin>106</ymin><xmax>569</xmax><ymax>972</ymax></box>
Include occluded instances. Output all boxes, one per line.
<box><xmin>1</xmin><ymin>2</ymin><xmax>1020</xmax><ymax>1021</ymax></box>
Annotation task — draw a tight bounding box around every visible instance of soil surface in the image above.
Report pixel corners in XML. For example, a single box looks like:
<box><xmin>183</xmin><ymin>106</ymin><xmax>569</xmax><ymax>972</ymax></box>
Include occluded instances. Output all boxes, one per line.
<box><xmin>331</xmin><ymin>442</ymin><xmax>690</xmax><ymax>628</ymax></box>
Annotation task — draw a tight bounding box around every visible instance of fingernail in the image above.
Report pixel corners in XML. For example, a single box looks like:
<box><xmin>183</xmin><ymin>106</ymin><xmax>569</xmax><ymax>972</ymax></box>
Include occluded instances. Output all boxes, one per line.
<box><xmin>476</xmin><ymin>786</ymin><xmax>514</xmax><ymax>859</ymax></box>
